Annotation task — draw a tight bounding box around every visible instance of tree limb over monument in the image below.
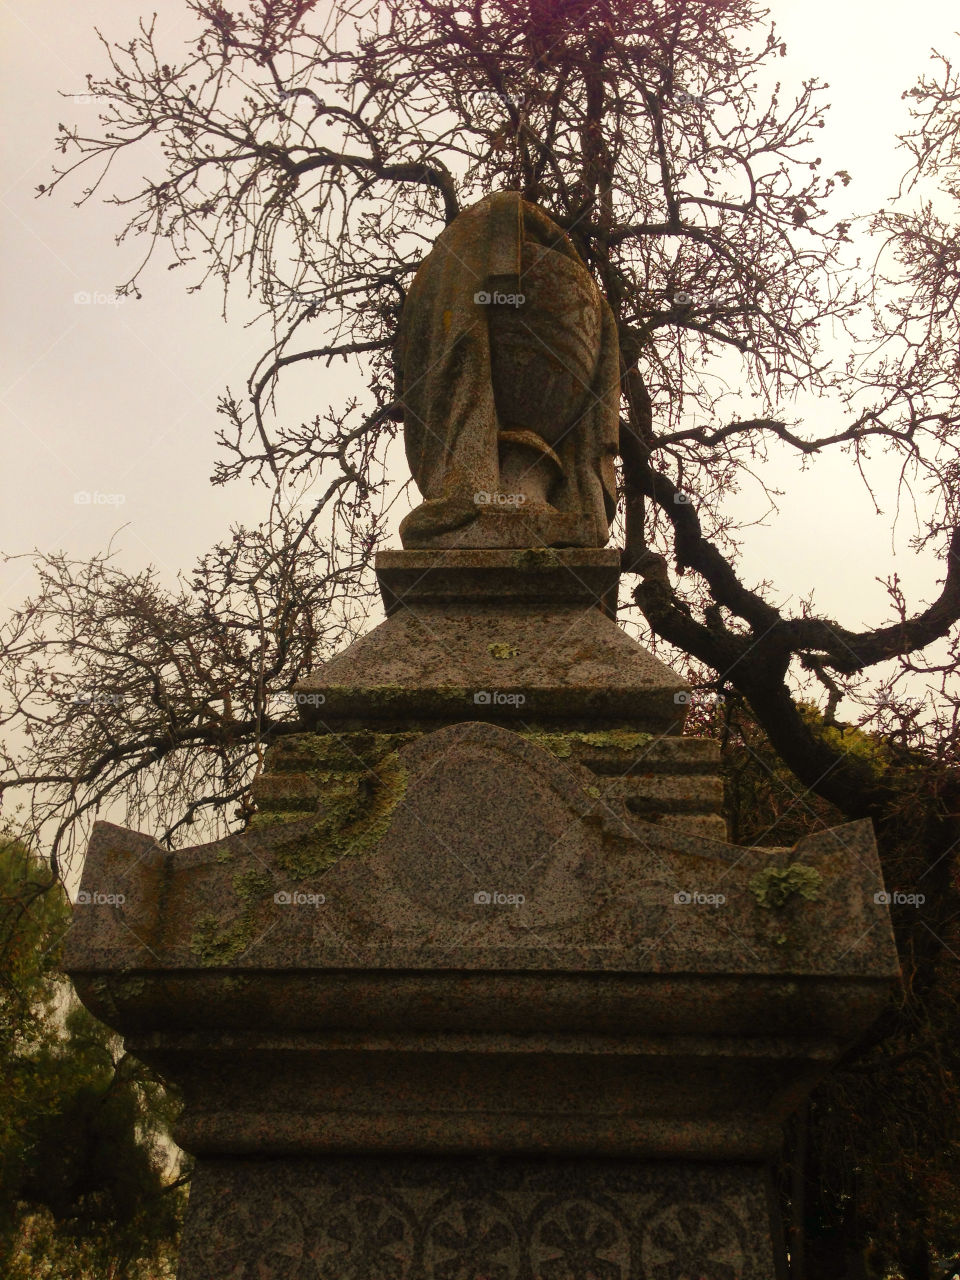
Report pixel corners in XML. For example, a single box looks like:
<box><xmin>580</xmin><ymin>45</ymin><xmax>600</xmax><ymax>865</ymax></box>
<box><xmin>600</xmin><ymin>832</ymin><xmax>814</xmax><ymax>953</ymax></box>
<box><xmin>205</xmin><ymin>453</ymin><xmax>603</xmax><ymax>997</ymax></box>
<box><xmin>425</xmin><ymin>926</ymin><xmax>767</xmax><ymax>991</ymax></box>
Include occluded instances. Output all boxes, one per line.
<box><xmin>3</xmin><ymin>2</ymin><xmax>959</xmax><ymax>1273</ymax></box>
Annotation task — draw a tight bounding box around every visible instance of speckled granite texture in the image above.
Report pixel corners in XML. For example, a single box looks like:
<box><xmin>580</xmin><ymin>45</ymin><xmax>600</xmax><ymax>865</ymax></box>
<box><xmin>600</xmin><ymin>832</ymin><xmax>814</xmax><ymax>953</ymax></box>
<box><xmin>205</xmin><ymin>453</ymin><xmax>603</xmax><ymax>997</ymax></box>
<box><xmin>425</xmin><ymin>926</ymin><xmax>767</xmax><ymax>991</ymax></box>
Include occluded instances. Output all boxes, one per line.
<box><xmin>177</xmin><ymin>1156</ymin><xmax>785</xmax><ymax>1280</ymax></box>
<box><xmin>64</xmin><ymin>551</ymin><xmax>900</xmax><ymax>1280</ymax></box>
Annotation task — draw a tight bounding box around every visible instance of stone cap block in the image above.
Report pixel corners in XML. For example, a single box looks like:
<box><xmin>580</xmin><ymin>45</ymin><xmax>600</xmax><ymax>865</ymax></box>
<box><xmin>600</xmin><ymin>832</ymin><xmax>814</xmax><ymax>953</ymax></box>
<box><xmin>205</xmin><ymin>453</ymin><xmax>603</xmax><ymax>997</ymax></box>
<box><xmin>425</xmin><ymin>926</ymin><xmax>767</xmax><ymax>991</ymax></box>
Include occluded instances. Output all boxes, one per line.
<box><xmin>294</xmin><ymin>551</ymin><xmax>688</xmax><ymax>731</ymax></box>
<box><xmin>376</xmin><ymin>548</ymin><xmax>621</xmax><ymax>618</ymax></box>
<box><xmin>66</xmin><ymin>723</ymin><xmax>899</xmax><ymax>986</ymax></box>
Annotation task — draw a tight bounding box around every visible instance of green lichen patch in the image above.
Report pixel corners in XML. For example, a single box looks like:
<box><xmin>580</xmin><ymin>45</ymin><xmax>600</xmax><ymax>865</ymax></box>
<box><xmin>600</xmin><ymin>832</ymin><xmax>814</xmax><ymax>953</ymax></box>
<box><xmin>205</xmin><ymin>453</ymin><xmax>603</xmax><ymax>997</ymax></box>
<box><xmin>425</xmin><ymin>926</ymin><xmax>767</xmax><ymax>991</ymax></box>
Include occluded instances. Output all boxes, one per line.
<box><xmin>233</xmin><ymin>869</ymin><xmax>276</xmax><ymax>902</ymax></box>
<box><xmin>267</xmin><ymin>730</ymin><xmax>417</xmax><ymax>774</ymax></box>
<box><xmin>188</xmin><ymin>869</ymin><xmax>278</xmax><ymax>967</ymax></box>
<box><xmin>190</xmin><ymin>912</ymin><xmax>259</xmax><ymax>966</ymax></box>
<box><xmin>246</xmin><ymin>810</ymin><xmax>307</xmax><ymax>831</ymax></box>
<box><xmin>575</xmin><ymin>730</ymin><xmax>654</xmax><ymax>751</ymax></box>
<box><xmin>521</xmin><ymin>729</ymin><xmax>654</xmax><ymax>760</ymax></box>
<box><xmin>271</xmin><ymin>749</ymin><xmax>408</xmax><ymax>880</ymax></box>
<box><xmin>106</xmin><ymin>975</ymin><xmax>149</xmax><ymax>1001</ymax></box>
<box><xmin>512</xmin><ymin>548</ymin><xmax>562</xmax><ymax>571</ymax></box>
<box><xmin>749</xmin><ymin>863</ymin><xmax>823</xmax><ymax>910</ymax></box>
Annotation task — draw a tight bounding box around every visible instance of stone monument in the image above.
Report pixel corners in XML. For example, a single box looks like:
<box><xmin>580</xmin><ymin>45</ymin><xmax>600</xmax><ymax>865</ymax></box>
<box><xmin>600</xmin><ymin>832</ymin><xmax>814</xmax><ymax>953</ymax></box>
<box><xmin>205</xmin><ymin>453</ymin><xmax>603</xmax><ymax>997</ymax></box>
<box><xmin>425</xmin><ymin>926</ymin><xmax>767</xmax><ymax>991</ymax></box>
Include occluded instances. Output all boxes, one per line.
<box><xmin>396</xmin><ymin>191</ymin><xmax>620</xmax><ymax>549</ymax></box>
<box><xmin>65</xmin><ymin>192</ymin><xmax>900</xmax><ymax>1279</ymax></box>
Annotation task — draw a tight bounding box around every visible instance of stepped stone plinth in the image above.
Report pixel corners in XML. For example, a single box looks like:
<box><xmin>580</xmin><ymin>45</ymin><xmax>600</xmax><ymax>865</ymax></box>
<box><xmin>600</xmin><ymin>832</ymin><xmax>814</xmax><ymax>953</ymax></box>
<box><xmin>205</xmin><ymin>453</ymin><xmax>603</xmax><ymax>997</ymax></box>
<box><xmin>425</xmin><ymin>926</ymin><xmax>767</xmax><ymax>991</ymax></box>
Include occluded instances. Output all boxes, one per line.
<box><xmin>65</xmin><ymin>549</ymin><xmax>900</xmax><ymax>1280</ymax></box>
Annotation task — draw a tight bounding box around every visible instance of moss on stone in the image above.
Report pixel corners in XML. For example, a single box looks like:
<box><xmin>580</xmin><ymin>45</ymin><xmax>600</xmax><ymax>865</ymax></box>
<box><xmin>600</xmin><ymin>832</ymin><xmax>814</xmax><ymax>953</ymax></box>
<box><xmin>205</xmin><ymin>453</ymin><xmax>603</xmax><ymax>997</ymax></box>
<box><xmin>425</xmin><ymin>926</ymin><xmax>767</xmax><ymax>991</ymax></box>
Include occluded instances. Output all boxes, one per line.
<box><xmin>247</xmin><ymin>810</ymin><xmax>309</xmax><ymax>831</ymax></box>
<box><xmin>233</xmin><ymin>869</ymin><xmax>276</xmax><ymax>902</ymax></box>
<box><xmin>532</xmin><ymin>735</ymin><xmax>574</xmax><ymax>758</ymax></box>
<box><xmin>520</xmin><ymin>728</ymin><xmax>654</xmax><ymax>759</ymax></box>
<box><xmin>512</xmin><ymin>548</ymin><xmax>562</xmax><ymax>571</ymax></box>
<box><xmin>271</xmin><ymin>749</ymin><xmax>408</xmax><ymax>880</ymax></box>
<box><xmin>749</xmin><ymin>863</ymin><xmax>823</xmax><ymax>910</ymax></box>
<box><xmin>111</xmin><ymin>975</ymin><xmax>148</xmax><ymax>999</ymax></box>
<box><xmin>190</xmin><ymin>912</ymin><xmax>259</xmax><ymax>966</ymax></box>
<box><xmin>268</xmin><ymin>730</ymin><xmax>417</xmax><ymax>773</ymax></box>
<box><xmin>575</xmin><ymin>730</ymin><xmax>654</xmax><ymax>751</ymax></box>
<box><xmin>188</xmin><ymin>870</ymin><xmax>278</xmax><ymax>967</ymax></box>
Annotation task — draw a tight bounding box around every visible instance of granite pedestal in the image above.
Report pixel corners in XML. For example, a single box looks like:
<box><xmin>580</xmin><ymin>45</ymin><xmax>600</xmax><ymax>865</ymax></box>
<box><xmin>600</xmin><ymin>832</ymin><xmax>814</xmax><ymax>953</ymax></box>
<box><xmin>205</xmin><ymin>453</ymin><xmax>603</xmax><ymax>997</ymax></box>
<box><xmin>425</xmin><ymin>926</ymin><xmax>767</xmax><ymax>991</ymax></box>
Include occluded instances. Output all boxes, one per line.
<box><xmin>65</xmin><ymin>550</ymin><xmax>900</xmax><ymax>1279</ymax></box>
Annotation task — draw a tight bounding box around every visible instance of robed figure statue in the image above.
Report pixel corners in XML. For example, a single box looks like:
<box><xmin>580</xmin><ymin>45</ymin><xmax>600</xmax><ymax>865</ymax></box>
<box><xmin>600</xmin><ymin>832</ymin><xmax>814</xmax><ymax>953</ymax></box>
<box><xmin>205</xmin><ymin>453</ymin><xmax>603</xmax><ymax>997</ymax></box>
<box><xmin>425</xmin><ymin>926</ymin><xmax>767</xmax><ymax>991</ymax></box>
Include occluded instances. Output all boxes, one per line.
<box><xmin>395</xmin><ymin>191</ymin><xmax>621</xmax><ymax>549</ymax></box>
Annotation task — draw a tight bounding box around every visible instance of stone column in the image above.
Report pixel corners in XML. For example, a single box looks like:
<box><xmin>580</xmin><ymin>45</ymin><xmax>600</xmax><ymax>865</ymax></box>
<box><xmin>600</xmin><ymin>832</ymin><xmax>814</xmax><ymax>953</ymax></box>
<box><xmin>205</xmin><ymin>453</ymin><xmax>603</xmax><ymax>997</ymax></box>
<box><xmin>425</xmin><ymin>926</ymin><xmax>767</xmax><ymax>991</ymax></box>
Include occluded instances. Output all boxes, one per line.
<box><xmin>65</xmin><ymin>550</ymin><xmax>900</xmax><ymax>1280</ymax></box>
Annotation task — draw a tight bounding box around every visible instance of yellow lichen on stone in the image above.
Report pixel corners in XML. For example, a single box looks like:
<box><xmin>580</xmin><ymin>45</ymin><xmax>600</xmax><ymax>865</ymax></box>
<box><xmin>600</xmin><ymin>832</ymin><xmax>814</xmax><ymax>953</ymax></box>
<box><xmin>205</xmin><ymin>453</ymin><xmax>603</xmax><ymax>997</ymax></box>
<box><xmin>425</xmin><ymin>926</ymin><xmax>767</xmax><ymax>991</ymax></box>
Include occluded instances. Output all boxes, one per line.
<box><xmin>271</xmin><ymin>750</ymin><xmax>408</xmax><ymax>880</ymax></box>
<box><xmin>488</xmin><ymin>642</ymin><xmax>519</xmax><ymax>659</ymax></box>
<box><xmin>188</xmin><ymin>870</ymin><xmax>277</xmax><ymax>967</ymax></box>
<box><xmin>575</xmin><ymin>730</ymin><xmax>654</xmax><ymax>751</ymax></box>
<box><xmin>520</xmin><ymin>729</ymin><xmax>654</xmax><ymax>759</ymax></box>
<box><xmin>748</xmin><ymin>863</ymin><xmax>823</xmax><ymax>910</ymax></box>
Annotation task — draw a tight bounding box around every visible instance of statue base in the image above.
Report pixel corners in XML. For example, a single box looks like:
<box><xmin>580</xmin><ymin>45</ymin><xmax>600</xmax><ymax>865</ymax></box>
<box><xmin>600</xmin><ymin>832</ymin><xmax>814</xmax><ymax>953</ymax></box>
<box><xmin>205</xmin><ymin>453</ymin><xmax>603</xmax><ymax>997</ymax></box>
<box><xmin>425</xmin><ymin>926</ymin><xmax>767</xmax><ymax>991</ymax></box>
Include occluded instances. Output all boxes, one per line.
<box><xmin>64</xmin><ymin>549</ymin><xmax>900</xmax><ymax>1280</ymax></box>
<box><xmin>400</xmin><ymin>502</ymin><xmax>606</xmax><ymax>549</ymax></box>
<box><xmin>293</xmin><ymin>548</ymin><xmax>690</xmax><ymax>732</ymax></box>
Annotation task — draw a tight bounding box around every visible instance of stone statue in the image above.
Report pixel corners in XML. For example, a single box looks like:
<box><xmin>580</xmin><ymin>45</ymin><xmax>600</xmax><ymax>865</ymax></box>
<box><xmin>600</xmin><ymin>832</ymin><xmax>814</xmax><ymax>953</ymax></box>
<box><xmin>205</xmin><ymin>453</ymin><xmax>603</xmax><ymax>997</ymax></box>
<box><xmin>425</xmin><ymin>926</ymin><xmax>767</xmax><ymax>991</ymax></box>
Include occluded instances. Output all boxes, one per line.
<box><xmin>395</xmin><ymin>191</ymin><xmax>621</xmax><ymax>548</ymax></box>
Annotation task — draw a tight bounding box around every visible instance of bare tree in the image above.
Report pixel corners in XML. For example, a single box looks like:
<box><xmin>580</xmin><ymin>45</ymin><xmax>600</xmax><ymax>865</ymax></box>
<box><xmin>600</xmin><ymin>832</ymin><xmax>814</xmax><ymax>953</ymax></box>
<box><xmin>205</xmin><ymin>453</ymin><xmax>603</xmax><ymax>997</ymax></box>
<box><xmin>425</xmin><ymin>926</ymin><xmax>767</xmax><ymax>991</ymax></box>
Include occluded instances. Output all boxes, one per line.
<box><xmin>4</xmin><ymin>6</ymin><xmax>960</xmax><ymax>1268</ymax></box>
<box><xmin>30</xmin><ymin>0</ymin><xmax>958</xmax><ymax>811</ymax></box>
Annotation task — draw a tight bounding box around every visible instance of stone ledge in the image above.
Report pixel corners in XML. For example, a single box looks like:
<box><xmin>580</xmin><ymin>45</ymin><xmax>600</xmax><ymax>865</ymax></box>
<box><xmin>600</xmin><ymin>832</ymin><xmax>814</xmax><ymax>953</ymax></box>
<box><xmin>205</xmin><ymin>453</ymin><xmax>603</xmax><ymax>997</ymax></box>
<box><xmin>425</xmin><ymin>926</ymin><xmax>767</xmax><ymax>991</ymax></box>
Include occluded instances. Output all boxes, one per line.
<box><xmin>65</xmin><ymin>718</ymin><xmax>896</xmax><ymax>979</ymax></box>
<box><xmin>397</xmin><ymin>508</ymin><xmax>605</xmax><ymax>552</ymax></box>
<box><xmin>376</xmin><ymin>547</ymin><xmax>622</xmax><ymax>618</ymax></box>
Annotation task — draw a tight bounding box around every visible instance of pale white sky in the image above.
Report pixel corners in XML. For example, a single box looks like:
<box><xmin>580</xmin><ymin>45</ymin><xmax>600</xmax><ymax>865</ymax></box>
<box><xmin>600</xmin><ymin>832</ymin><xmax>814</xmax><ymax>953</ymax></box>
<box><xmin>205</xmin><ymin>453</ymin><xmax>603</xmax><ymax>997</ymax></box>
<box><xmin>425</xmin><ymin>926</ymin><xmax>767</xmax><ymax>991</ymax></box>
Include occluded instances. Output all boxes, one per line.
<box><xmin>1</xmin><ymin>0</ymin><xmax>957</xmax><ymax>645</ymax></box>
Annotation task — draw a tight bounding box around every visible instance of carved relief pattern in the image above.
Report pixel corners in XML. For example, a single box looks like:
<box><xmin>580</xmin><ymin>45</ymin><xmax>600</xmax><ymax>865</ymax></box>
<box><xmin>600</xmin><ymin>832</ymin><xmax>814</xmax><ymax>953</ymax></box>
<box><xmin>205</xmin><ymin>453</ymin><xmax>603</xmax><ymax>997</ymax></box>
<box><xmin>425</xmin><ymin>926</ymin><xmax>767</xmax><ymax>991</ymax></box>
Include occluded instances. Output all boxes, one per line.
<box><xmin>313</xmin><ymin>1194</ymin><xmax>414</xmax><ymax>1280</ymax></box>
<box><xmin>180</xmin><ymin>1189</ymin><xmax>307</xmax><ymax>1278</ymax></box>
<box><xmin>529</xmin><ymin>1199</ymin><xmax>631</xmax><ymax>1280</ymax></box>
<box><xmin>423</xmin><ymin>1195</ymin><xmax>519</xmax><ymax>1280</ymax></box>
<box><xmin>178</xmin><ymin>1165</ymin><xmax>769</xmax><ymax>1280</ymax></box>
<box><xmin>640</xmin><ymin>1200</ymin><xmax>748</xmax><ymax>1280</ymax></box>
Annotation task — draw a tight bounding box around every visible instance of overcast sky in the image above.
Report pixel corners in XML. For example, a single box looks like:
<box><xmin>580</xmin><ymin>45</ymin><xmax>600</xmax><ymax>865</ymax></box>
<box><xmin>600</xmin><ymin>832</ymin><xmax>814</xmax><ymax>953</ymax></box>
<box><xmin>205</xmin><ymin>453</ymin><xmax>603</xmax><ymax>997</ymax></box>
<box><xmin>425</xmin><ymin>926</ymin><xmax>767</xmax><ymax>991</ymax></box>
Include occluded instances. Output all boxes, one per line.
<box><xmin>1</xmin><ymin>0</ymin><xmax>958</xmax><ymax>643</ymax></box>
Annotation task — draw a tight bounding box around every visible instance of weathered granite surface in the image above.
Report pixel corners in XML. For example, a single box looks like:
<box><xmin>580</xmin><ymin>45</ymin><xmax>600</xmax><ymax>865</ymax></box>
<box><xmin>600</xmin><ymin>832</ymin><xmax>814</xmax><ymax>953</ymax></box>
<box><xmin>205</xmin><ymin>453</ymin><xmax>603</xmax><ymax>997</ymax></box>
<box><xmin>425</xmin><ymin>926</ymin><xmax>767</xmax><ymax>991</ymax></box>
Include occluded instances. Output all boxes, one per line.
<box><xmin>294</xmin><ymin>550</ymin><xmax>687</xmax><ymax>731</ymax></box>
<box><xmin>63</xmin><ymin>550</ymin><xmax>900</xmax><ymax>1280</ymax></box>
<box><xmin>253</xmin><ymin>726</ymin><xmax>729</xmax><ymax>843</ymax></box>
<box><xmin>67</xmin><ymin>718</ymin><xmax>897</xmax><ymax>1172</ymax></box>
<box><xmin>66</xmin><ymin>721</ymin><xmax>894</xmax><ymax>979</ymax></box>
<box><xmin>396</xmin><ymin>192</ymin><xmax>620</xmax><ymax>549</ymax></box>
<box><xmin>177</xmin><ymin>1156</ymin><xmax>786</xmax><ymax>1280</ymax></box>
